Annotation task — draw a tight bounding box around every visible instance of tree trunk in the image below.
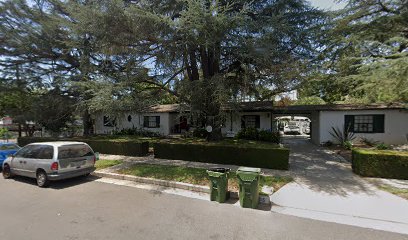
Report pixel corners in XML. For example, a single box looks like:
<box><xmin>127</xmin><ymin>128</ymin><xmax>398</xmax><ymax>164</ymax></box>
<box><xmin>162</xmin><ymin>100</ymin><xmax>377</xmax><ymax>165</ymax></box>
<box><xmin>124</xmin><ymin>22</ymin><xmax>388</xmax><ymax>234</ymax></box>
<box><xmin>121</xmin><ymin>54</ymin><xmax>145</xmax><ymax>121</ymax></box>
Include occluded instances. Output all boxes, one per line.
<box><xmin>83</xmin><ymin>110</ymin><xmax>93</xmax><ymax>136</ymax></box>
<box><xmin>18</xmin><ymin>124</ymin><xmax>22</xmax><ymax>137</ymax></box>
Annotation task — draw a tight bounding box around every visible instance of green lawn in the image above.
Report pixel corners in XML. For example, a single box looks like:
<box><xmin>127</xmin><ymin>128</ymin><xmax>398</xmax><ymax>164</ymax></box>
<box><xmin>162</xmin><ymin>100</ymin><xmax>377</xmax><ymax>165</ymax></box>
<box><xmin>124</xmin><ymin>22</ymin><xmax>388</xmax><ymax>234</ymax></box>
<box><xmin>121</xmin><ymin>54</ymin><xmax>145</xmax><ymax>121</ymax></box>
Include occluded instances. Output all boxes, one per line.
<box><xmin>95</xmin><ymin>159</ymin><xmax>123</xmax><ymax>170</ymax></box>
<box><xmin>118</xmin><ymin>164</ymin><xmax>292</xmax><ymax>192</ymax></box>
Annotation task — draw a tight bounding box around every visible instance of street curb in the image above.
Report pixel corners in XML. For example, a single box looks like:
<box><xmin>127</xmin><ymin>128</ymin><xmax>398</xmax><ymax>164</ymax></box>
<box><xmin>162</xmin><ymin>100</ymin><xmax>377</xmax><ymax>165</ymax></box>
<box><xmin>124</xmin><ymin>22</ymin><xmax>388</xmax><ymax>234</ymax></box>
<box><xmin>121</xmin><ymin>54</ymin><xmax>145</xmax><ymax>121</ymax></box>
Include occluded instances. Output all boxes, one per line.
<box><xmin>93</xmin><ymin>171</ymin><xmax>271</xmax><ymax>205</ymax></box>
<box><xmin>94</xmin><ymin>171</ymin><xmax>211</xmax><ymax>194</ymax></box>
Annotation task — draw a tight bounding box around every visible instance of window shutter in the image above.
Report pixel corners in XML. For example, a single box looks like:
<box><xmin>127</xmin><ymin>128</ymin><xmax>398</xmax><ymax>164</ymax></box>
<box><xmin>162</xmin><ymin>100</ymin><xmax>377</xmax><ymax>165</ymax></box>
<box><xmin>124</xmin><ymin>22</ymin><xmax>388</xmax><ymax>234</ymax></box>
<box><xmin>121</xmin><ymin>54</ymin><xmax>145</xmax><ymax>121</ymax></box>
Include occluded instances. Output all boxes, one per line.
<box><xmin>373</xmin><ymin>115</ymin><xmax>385</xmax><ymax>133</ymax></box>
<box><xmin>255</xmin><ymin>115</ymin><xmax>260</xmax><ymax>128</ymax></box>
<box><xmin>344</xmin><ymin>115</ymin><xmax>354</xmax><ymax>132</ymax></box>
<box><xmin>143</xmin><ymin>116</ymin><xmax>148</xmax><ymax>127</ymax></box>
<box><xmin>155</xmin><ymin>116</ymin><xmax>160</xmax><ymax>127</ymax></box>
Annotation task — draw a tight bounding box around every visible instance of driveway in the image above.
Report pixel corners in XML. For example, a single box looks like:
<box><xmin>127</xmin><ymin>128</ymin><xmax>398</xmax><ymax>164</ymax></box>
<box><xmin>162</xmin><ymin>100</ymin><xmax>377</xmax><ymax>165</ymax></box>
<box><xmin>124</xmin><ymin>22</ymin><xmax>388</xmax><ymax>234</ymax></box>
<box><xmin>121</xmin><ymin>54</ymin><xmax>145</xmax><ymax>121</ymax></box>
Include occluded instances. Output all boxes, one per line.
<box><xmin>1</xmin><ymin>175</ymin><xmax>407</xmax><ymax>240</ymax></box>
<box><xmin>272</xmin><ymin>138</ymin><xmax>408</xmax><ymax>234</ymax></box>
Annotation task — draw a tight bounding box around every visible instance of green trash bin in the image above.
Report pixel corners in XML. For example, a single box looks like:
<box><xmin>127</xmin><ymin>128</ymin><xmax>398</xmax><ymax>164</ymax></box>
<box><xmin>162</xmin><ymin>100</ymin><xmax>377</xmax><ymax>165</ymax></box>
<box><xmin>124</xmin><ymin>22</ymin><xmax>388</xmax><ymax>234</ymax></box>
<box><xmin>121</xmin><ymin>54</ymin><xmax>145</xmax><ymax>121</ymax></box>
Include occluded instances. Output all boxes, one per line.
<box><xmin>207</xmin><ymin>168</ymin><xmax>230</xmax><ymax>203</ymax></box>
<box><xmin>236</xmin><ymin>167</ymin><xmax>261</xmax><ymax>209</ymax></box>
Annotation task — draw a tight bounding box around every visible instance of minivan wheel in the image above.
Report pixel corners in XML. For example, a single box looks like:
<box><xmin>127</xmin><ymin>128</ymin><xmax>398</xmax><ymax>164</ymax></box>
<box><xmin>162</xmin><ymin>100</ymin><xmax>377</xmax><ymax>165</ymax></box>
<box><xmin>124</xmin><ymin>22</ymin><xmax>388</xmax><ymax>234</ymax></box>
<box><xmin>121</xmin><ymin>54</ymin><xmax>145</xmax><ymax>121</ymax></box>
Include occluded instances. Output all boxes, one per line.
<box><xmin>2</xmin><ymin>164</ymin><xmax>12</xmax><ymax>179</ymax></box>
<box><xmin>36</xmin><ymin>170</ymin><xmax>49</xmax><ymax>188</ymax></box>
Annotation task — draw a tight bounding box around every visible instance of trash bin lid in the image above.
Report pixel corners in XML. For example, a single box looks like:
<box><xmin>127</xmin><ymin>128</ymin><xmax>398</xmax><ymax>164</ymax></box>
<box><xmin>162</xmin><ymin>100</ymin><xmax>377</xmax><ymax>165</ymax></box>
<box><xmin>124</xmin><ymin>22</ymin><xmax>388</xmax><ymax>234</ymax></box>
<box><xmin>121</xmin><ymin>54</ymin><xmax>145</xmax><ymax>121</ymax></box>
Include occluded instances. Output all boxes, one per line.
<box><xmin>237</xmin><ymin>167</ymin><xmax>261</xmax><ymax>173</ymax></box>
<box><xmin>208</xmin><ymin>167</ymin><xmax>230</xmax><ymax>173</ymax></box>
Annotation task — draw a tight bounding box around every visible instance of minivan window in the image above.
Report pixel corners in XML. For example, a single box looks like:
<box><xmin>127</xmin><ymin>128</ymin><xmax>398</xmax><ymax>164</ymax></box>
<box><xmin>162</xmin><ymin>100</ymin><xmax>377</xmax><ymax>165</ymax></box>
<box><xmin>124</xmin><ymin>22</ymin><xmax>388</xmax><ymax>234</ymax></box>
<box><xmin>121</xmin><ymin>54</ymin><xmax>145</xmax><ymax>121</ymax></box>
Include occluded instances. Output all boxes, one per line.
<box><xmin>15</xmin><ymin>145</ymin><xmax>54</xmax><ymax>159</ymax></box>
<box><xmin>58</xmin><ymin>144</ymin><xmax>93</xmax><ymax>159</ymax></box>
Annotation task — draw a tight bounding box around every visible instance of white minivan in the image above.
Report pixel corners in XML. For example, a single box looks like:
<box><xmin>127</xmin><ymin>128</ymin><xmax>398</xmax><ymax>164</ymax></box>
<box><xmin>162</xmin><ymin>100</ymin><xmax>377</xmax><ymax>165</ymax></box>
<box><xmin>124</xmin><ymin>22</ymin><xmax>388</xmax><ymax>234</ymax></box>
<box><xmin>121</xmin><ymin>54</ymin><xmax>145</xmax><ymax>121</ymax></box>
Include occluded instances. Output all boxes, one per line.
<box><xmin>2</xmin><ymin>142</ymin><xmax>97</xmax><ymax>187</ymax></box>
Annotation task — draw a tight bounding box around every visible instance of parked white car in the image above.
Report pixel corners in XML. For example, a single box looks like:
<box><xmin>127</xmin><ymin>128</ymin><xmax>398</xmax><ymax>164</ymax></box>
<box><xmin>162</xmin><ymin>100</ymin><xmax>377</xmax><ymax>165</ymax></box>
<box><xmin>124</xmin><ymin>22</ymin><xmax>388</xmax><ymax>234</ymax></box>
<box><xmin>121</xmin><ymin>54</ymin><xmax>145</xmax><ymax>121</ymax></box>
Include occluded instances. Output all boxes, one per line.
<box><xmin>2</xmin><ymin>142</ymin><xmax>98</xmax><ymax>187</ymax></box>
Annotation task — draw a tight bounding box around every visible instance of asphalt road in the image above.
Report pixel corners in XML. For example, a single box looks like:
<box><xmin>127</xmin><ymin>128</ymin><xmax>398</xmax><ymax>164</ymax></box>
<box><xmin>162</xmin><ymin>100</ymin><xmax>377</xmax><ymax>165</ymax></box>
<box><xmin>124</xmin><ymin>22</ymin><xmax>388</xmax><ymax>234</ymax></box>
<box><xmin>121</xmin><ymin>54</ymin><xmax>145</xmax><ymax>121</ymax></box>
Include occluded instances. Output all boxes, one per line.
<box><xmin>0</xmin><ymin>175</ymin><xmax>407</xmax><ymax>240</ymax></box>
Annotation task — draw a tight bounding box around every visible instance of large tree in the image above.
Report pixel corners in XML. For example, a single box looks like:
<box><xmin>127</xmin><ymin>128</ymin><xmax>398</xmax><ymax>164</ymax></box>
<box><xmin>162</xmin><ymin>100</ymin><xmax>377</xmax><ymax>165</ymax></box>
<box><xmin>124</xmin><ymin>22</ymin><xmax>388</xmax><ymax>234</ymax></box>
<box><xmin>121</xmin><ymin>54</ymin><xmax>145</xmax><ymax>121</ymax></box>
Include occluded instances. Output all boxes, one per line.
<box><xmin>1</xmin><ymin>0</ymin><xmax>325</xmax><ymax>139</ymax></box>
<box><xmin>307</xmin><ymin>0</ymin><xmax>408</xmax><ymax>103</ymax></box>
<box><xmin>83</xmin><ymin>0</ymin><xmax>325</xmax><ymax>139</ymax></box>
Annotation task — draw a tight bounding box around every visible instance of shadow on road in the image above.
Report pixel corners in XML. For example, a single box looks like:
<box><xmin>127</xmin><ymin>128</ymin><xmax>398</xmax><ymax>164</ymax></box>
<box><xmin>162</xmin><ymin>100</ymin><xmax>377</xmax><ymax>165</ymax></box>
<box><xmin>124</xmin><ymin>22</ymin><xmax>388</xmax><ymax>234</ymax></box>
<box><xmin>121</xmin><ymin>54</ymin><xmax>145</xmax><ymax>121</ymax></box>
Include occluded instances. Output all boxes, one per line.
<box><xmin>2</xmin><ymin>173</ymin><xmax>101</xmax><ymax>190</ymax></box>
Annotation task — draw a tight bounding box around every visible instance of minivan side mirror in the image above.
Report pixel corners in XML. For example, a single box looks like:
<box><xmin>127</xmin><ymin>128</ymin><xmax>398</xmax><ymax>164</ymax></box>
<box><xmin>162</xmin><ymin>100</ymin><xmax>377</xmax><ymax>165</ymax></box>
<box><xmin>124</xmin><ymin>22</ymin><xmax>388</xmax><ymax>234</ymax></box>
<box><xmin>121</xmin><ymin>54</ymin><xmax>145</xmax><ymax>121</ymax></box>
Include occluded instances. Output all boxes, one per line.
<box><xmin>94</xmin><ymin>152</ymin><xmax>100</xmax><ymax>161</ymax></box>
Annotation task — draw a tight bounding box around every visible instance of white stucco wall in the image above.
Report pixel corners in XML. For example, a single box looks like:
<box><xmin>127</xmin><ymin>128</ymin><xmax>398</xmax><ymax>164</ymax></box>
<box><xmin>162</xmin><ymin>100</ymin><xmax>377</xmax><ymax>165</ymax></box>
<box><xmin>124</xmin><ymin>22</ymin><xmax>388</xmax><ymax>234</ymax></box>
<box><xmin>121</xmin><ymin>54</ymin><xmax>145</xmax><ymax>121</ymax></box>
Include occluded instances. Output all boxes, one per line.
<box><xmin>221</xmin><ymin>112</ymin><xmax>272</xmax><ymax>134</ymax></box>
<box><xmin>319</xmin><ymin>109</ymin><xmax>408</xmax><ymax>145</ymax></box>
<box><xmin>94</xmin><ymin>112</ymin><xmax>171</xmax><ymax>136</ymax></box>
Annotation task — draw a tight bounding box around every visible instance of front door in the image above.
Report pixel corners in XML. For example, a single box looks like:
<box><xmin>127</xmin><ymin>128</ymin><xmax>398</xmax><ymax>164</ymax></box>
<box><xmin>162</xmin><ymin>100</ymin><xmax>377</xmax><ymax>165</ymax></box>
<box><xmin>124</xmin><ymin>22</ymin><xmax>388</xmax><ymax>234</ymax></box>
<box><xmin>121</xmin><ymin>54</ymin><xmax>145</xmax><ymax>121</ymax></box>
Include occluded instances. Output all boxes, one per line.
<box><xmin>179</xmin><ymin>116</ymin><xmax>188</xmax><ymax>132</ymax></box>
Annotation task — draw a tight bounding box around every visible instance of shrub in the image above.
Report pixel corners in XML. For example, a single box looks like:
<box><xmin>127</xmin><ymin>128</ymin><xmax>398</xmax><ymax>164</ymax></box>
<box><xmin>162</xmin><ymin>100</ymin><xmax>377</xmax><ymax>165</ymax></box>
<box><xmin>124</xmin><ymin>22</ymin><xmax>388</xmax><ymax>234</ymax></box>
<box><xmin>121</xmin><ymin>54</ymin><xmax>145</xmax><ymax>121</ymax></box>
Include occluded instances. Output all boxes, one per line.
<box><xmin>236</xmin><ymin>128</ymin><xmax>280</xmax><ymax>144</ymax></box>
<box><xmin>192</xmin><ymin>128</ymin><xmax>208</xmax><ymax>138</ymax></box>
<box><xmin>329</xmin><ymin>125</ymin><xmax>356</xmax><ymax>149</ymax></box>
<box><xmin>376</xmin><ymin>143</ymin><xmax>391</xmax><ymax>150</ymax></box>
<box><xmin>18</xmin><ymin>137</ymin><xmax>149</xmax><ymax>156</ymax></box>
<box><xmin>236</xmin><ymin>127</ymin><xmax>259</xmax><ymax>140</ymax></box>
<box><xmin>352</xmin><ymin>148</ymin><xmax>408</xmax><ymax>180</ymax></box>
<box><xmin>343</xmin><ymin>140</ymin><xmax>353</xmax><ymax>150</ymax></box>
<box><xmin>154</xmin><ymin>142</ymin><xmax>289</xmax><ymax>170</ymax></box>
<box><xmin>259</xmin><ymin>130</ymin><xmax>280</xmax><ymax>143</ymax></box>
<box><xmin>114</xmin><ymin>128</ymin><xmax>162</xmax><ymax>137</ymax></box>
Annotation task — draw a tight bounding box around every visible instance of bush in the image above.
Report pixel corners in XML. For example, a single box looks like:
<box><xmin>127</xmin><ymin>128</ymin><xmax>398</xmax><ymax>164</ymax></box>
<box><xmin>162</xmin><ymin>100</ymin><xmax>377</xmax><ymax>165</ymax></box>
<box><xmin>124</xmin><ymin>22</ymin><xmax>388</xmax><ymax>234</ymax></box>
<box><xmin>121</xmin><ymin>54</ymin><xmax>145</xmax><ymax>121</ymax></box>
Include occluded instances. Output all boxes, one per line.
<box><xmin>329</xmin><ymin>125</ymin><xmax>356</xmax><ymax>148</ymax></box>
<box><xmin>236</xmin><ymin>128</ymin><xmax>280</xmax><ymax>144</ymax></box>
<box><xmin>259</xmin><ymin>130</ymin><xmax>280</xmax><ymax>143</ymax></box>
<box><xmin>114</xmin><ymin>128</ymin><xmax>162</xmax><ymax>137</ymax></box>
<box><xmin>376</xmin><ymin>143</ymin><xmax>391</xmax><ymax>150</ymax></box>
<box><xmin>236</xmin><ymin>127</ymin><xmax>259</xmax><ymax>140</ymax></box>
<box><xmin>154</xmin><ymin>142</ymin><xmax>289</xmax><ymax>170</ymax></box>
<box><xmin>343</xmin><ymin>140</ymin><xmax>353</xmax><ymax>150</ymax></box>
<box><xmin>352</xmin><ymin>148</ymin><xmax>408</xmax><ymax>180</ymax></box>
<box><xmin>18</xmin><ymin>137</ymin><xmax>149</xmax><ymax>156</ymax></box>
<box><xmin>192</xmin><ymin>128</ymin><xmax>208</xmax><ymax>138</ymax></box>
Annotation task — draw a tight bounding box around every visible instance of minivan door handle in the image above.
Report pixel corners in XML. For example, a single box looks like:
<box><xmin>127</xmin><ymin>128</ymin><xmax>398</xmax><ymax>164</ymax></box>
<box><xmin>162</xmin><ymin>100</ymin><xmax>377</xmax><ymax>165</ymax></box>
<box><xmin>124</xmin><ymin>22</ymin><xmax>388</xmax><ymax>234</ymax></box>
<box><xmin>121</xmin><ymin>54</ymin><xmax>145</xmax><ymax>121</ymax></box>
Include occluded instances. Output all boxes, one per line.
<box><xmin>23</xmin><ymin>161</ymin><xmax>27</xmax><ymax>164</ymax></box>
<box><xmin>19</xmin><ymin>161</ymin><xmax>23</xmax><ymax>163</ymax></box>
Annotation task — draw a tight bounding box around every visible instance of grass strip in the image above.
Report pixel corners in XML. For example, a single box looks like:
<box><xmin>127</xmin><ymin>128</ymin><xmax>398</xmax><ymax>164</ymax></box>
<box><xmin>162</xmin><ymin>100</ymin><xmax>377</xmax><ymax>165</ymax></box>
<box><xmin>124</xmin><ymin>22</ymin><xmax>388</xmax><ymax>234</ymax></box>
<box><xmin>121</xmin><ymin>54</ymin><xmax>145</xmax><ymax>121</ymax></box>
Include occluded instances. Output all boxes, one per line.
<box><xmin>95</xmin><ymin>160</ymin><xmax>123</xmax><ymax>170</ymax></box>
<box><xmin>118</xmin><ymin>163</ymin><xmax>293</xmax><ymax>192</ymax></box>
<box><xmin>378</xmin><ymin>185</ymin><xmax>408</xmax><ymax>200</ymax></box>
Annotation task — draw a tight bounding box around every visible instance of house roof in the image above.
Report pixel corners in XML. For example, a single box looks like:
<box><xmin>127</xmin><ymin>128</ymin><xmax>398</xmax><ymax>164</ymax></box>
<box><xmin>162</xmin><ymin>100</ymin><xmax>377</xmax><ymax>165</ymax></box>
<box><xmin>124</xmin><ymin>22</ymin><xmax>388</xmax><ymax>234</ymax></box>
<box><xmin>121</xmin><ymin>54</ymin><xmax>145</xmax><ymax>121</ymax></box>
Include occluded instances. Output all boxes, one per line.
<box><xmin>142</xmin><ymin>104</ymin><xmax>181</xmax><ymax>113</ymax></box>
<box><xmin>141</xmin><ymin>102</ymin><xmax>406</xmax><ymax>113</ymax></box>
<box><xmin>272</xmin><ymin>102</ymin><xmax>407</xmax><ymax>112</ymax></box>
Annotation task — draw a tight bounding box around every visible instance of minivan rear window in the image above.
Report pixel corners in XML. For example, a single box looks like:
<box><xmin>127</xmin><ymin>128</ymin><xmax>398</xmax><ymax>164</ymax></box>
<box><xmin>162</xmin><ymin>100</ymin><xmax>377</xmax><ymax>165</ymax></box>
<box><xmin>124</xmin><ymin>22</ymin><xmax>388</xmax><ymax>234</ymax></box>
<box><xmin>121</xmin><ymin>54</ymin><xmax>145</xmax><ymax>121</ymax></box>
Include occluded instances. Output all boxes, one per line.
<box><xmin>58</xmin><ymin>144</ymin><xmax>94</xmax><ymax>159</ymax></box>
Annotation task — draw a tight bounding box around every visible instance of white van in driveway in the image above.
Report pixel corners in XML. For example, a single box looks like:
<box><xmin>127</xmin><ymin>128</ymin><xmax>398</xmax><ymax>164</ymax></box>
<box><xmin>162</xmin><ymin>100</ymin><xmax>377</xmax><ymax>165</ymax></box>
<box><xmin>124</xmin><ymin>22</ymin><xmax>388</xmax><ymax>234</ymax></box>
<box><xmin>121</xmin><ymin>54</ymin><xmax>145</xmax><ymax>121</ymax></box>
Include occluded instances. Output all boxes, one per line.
<box><xmin>2</xmin><ymin>142</ymin><xmax>97</xmax><ymax>187</ymax></box>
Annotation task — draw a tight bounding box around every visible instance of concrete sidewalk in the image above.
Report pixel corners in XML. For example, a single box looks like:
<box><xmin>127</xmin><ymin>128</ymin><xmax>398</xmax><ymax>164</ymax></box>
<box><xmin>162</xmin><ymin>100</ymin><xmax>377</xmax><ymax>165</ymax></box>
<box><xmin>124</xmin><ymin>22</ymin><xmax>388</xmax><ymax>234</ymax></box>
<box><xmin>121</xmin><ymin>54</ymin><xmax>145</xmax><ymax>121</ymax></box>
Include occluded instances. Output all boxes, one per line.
<box><xmin>272</xmin><ymin>138</ymin><xmax>408</xmax><ymax>235</ymax></box>
<box><xmin>99</xmin><ymin>140</ymin><xmax>408</xmax><ymax>235</ymax></box>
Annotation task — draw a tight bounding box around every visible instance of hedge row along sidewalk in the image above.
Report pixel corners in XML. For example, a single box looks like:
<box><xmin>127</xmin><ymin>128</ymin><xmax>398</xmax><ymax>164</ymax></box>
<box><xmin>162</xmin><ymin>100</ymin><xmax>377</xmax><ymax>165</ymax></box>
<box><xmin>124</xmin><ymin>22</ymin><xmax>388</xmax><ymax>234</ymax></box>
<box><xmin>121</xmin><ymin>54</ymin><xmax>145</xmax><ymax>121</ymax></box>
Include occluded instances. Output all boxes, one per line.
<box><xmin>352</xmin><ymin>148</ymin><xmax>408</xmax><ymax>180</ymax></box>
<box><xmin>18</xmin><ymin>137</ymin><xmax>290</xmax><ymax>170</ymax></box>
<box><xmin>18</xmin><ymin>137</ymin><xmax>149</xmax><ymax>156</ymax></box>
<box><xmin>154</xmin><ymin>139</ymin><xmax>290</xmax><ymax>170</ymax></box>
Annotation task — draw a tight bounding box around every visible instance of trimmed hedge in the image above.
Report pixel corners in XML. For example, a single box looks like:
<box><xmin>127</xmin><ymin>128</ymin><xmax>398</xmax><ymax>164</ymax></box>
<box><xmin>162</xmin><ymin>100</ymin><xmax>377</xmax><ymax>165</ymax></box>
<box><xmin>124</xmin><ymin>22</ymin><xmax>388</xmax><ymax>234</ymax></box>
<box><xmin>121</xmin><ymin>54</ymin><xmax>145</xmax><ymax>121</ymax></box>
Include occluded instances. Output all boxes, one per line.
<box><xmin>17</xmin><ymin>137</ymin><xmax>149</xmax><ymax>157</ymax></box>
<box><xmin>154</xmin><ymin>142</ymin><xmax>289</xmax><ymax>170</ymax></box>
<box><xmin>352</xmin><ymin>148</ymin><xmax>408</xmax><ymax>180</ymax></box>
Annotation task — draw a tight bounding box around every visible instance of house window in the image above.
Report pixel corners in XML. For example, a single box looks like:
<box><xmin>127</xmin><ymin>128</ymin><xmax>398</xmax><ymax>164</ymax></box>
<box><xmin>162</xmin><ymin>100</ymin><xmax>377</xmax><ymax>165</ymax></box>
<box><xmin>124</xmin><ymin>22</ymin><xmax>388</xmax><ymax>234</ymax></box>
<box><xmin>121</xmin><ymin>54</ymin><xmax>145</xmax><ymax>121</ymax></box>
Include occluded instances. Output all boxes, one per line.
<box><xmin>241</xmin><ymin>115</ymin><xmax>260</xmax><ymax>129</ymax></box>
<box><xmin>144</xmin><ymin>116</ymin><xmax>160</xmax><ymax>128</ymax></box>
<box><xmin>345</xmin><ymin>115</ymin><xmax>384</xmax><ymax>133</ymax></box>
<box><xmin>103</xmin><ymin>116</ymin><xmax>115</xmax><ymax>127</ymax></box>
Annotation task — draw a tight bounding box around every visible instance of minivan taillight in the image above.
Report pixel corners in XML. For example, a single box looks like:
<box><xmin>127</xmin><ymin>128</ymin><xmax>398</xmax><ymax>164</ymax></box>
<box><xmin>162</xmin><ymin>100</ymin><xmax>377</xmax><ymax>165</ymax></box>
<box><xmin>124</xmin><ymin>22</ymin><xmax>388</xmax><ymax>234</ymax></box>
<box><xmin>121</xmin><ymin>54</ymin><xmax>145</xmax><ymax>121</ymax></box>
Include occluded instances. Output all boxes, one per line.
<box><xmin>51</xmin><ymin>162</ymin><xmax>58</xmax><ymax>171</ymax></box>
<box><xmin>93</xmin><ymin>155</ymin><xmax>96</xmax><ymax>164</ymax></box>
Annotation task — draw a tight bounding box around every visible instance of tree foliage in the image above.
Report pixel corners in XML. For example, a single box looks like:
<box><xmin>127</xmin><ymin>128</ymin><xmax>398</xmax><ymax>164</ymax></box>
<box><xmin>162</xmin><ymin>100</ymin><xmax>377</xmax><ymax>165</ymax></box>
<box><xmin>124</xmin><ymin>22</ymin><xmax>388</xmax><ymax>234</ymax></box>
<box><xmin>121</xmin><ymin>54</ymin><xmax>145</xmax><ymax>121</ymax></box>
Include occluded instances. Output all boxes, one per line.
<box><xmin>309</xmin><ymin>0</ymin><xmax>408</xmax><ymax>103</ymax></box>
<box><xmin>0</xmin><ymin>0</ymin><xmax>326</xmax><ymax>139</ymax></box>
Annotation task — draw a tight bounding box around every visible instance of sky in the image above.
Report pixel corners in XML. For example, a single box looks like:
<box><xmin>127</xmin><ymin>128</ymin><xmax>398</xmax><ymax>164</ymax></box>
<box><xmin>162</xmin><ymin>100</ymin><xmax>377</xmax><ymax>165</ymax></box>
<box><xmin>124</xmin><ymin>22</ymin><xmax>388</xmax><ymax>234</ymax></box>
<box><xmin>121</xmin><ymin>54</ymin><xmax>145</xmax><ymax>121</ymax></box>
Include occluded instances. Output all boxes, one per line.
<box><xmin>308</xmin><ymin>0</ymin><xmax>347</xmax><ymax>10</ymax></box>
